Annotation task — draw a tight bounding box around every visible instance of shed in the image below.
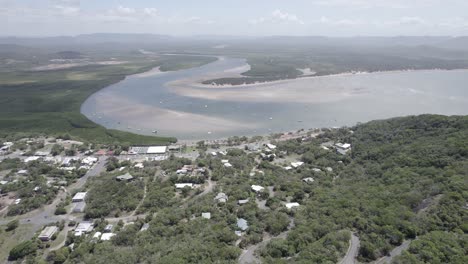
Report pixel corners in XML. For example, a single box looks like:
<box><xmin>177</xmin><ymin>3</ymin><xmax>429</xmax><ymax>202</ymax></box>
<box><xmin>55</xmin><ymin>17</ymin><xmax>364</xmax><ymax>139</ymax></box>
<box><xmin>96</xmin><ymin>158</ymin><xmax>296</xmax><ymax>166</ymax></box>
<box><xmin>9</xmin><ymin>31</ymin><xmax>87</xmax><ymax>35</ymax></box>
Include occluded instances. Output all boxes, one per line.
<box><xmin>116</xmin><ymin>173</ymin><xmax>134</xmax><ymax>182</ymax></box>
<box><xmin>39</xmin><ymin>226</ymin><xmax>58</xmax><ymax>241</ymax></box>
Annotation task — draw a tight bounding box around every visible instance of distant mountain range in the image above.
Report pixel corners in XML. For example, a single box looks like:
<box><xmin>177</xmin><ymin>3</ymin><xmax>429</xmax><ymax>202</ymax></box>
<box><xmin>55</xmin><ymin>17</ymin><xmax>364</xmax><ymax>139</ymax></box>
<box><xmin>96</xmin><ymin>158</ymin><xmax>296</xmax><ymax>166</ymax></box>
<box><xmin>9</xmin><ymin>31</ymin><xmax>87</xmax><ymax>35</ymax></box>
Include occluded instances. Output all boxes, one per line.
<box><xmin>0</xmin><ymin>34</ymin><xmax>467</xmax><ymax>50</ymax></box>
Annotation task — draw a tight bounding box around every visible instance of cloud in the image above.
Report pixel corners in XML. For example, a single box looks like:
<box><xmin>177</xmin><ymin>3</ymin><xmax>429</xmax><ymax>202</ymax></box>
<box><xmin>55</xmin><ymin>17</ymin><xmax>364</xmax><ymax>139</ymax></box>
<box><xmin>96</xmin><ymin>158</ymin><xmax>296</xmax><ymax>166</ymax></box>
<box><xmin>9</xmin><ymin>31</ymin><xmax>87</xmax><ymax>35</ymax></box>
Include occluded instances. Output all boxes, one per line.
<box><xmin>319</xmin><ymin>16</ymin><xmax>363</xmax><ymax>26</ymax></box>
<box><xmin>250</xmin><ymin>10</ymin><xmax>304</xmax><ymax>25</ymax></box>
<box><xmin>143</xmin><ymin>8</ymin><xmax>158</xmax><ymax>17</ymax></box>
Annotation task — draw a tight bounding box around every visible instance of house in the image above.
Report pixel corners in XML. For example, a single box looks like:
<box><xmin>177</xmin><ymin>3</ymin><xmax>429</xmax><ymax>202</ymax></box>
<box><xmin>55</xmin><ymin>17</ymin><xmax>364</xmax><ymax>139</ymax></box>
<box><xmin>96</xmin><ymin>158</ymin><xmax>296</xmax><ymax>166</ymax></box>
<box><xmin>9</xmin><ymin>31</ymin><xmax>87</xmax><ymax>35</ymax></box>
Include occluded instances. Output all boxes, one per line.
<box><xmin>82</xmin><ymin>156</ymin><xmax>98</xmax><ymax>165</ymax></box>
<box><xmin>175</xmin><ymin>183</ymin><xmax>193</xmax><ymax>189</ymax></box>
<box><xmin>14</xmin><ymin>199</ymin><xmax>21</xmax><ymax>204</ymax></box>
<box><xmin>283</xmin><ymin>166</ymin><xmax>293</xmax><ymax>170</ymax></box>
<box><xmin>140</xmin><ymin>223</ymin><xmax>150</xmax><ymax>231</ymax></box>
<box><xmin>104</xmin><ymin>225</ymin><xmax>113</xmax><ymax>232</ymax></box>
<box><xmin>266</xmin><ymin>143</ymin><xmax>277</xmax><ymax>150</ymax></box>
<box><xmin>39</xmin><ymin>226</ymin><xmax>58</xmax><ymax>241</ymax></box>
<box><xmin>24</xmin><ymin>156</ymin><xmax>40</xmax><ymax>163</ymax></box>
<box><xmin>238</xmin><ymin>199</ymin><xmax>249</xmax><ymax>205</ymax></box>
<box><xmin>219</xmin><ymin>151</ymin><xmax>227</xmax><ymax>156</ymax></box>
<box><xmin>285</xmin><ymin>202</ymin><xmax>300</xmax><ymax>209</ymax></box>
<box><xmin>74</xmin><ymin>222</ymin><xmax>93</xmax><ymax>236</ymax></box>
<box><xmin>0</xmin><ymin>180</ymin><xmax>8</xmax><ymax>185</ymax></box>
<box><xmin>291</xmin><ymin>161</ymin><xmax>304</xmax><ymax>168</ymax></box>
<box><xmin>146</xmin><ymin>146</ymin><xmax>167</xmax><ymax>154</ymax></box>
<box><xmin>17</xmin><ymin>169</ymin><xmax>29</xmax><ymax>175</ymax></box>
<box><xmin>116</xmin><ymin>173</ymin><xmax>134</xmax><ymax>182</ymax></box>
<box><xmin>72</xmin><ymin>192</ymin><xmax>87</xmax><ymax>202</ymax></box>
<box><xmin>176</xmin><ymin>169</ymin><xmax>188</xmax><ymax>175</ymax></box>
<box><xmin>201</xmin><ymin>212</ymin><xmax>211</xmax><ymax>219</ymax></box>
<box><xmin>326</xmin><ymin>167</ymin><xmax>333</xmax><ymax>172</ymax></box>
<box><xmin>214</xmin><ymin>193</ymin><xmax>228</xmax><ymax>203</ymax></box>
<box><xmin>302</xmin><ymin>177</ymin><xmax>315</xmax><ymax>183</ymax></box>
<box><xmin>221</xmin><ymin>159</ymin><xmax>229</xmax><ymax>164</ymax></box>
<box><xmin>118</xmin><ymin>167</ymin><xmax>126</xmax><ymax>171</ymax></box>
<box><xmin>224</xmin><ymin>162</ymin><xmax>233</xmax><ymax>168</ymax></box>
<box><xmin>33</xmin><ymin>186</ymin><xmax>40</xmax><ymax>192</ymax></box>
<box><xmin>335</xmin><ymin>143</ymin><xmax>351</xmax><ymax>150</ymax></box>
<box><xmin>72</xmin><ymin>202</ymin><xmax>86</xmax><ymax>213</ymax></box>
<box><xmin>101</xmin><ymin>233</ymin><xmax>116</xmax><ymax>241</ymax></box>
<box><xmin>251</xmin><ymin>185</ymin><xmax>265</xmax><ymax>193</ymax></box>
<box><xmin>93</xmin><ymin>232</ymin><xmax>102</xmax><ymax>240</ymax></box>
<box><xmin>168</xmin><ymin>145</ymin><xmax>181</xmax><ymax>151</ymax></box>
<box><xmin>237</xmin><ymin>218</ymin><xmax>249</xmax><ymax>231</ymax></box>
<box><xmin>134</xmin><ymin>163</ymin><xmax>144</xmax><ymax>169</ymax></box>
<box><xmin>210</xmin><ymin>152</ymin><xmax>217</xmax><ymax>156</ymax></box>
<box><xmin>312</xmin><ymin>168</ymin><xmax>322</xmax><ymax>172</ymax></box>
<box><xmin>35</xmin><ymin>151</ymin><xmax>49</xmax><ymax>157</ymax></box>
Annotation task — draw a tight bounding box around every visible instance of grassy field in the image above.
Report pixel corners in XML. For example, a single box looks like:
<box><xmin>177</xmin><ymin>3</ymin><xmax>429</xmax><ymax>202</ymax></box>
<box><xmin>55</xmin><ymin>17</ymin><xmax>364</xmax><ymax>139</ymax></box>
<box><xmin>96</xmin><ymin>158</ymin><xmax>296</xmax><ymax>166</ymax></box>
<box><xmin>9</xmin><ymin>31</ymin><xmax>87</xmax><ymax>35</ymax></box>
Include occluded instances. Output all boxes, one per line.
<box><xmin>0</xmin><ymin>224</ymin><xmax>34</xmax><ymax>261</ymax></box>
<box><xmin>0</xmin><ymin>55</ymin><xmax>216</xmax><ymax>144</ymax></box>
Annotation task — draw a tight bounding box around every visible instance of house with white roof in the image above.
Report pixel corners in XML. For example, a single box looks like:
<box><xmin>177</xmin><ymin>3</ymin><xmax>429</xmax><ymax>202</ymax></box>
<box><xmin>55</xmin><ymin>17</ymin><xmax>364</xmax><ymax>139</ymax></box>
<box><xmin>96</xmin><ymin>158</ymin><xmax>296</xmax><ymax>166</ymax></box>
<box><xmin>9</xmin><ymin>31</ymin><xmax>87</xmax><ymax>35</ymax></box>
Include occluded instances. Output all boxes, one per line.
<box><xmin>251</xmin><ymin>185</ymin><xmax>265</xmax><ymax>193</ymax></box>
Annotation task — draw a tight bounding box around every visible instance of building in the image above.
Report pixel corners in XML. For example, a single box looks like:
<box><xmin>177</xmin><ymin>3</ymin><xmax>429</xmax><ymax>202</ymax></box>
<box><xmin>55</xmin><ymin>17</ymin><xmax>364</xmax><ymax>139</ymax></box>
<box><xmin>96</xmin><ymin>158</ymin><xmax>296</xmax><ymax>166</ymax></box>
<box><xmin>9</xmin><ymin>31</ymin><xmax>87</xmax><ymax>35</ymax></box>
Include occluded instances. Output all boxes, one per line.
<box><xmin>35</xmin><ymin>151</ymin><xmax>49</xmax><ymax>156</ymax></box>
<box><xmin>134</xmin><ymin>163</ymin><xmax>144</xmax><ymax>169</ymax></box>
<box><xmin>302</xmin><ymin>177</ymin><xmax>315</xmax><ymax>183</ymax></box>
<box><xmin>285</xmin><ymin>202</ymin><xmax>300</xmax><ymax>209</ymax></box>
<box><xmin>140</xmin><ymin>223</ymin><xmax>150</xmax><ymax>231</ymax></box>
<box><xmin>326</xmin><ymin>167</ymin><xmax>333</xmax><ymax>172</ymax></box>
<box><xmin>74</xmin><ymin>222</ymin><xmax>94</xmax><ymax>236</ymax></box>
<box><xmin>238</xmin><ymin>199</ymin><xmax>249</xmax><ymax>205</ymax></box>
<box><xmin>291</xmin><ymin>161</ymin><xmax>304</xmax><ymax>168</ymax></box>
<box><xmin>72</xmin><ymin>192</ymin><xmax>87</xmax><ymax>202</ymax></box>
<box><xmin>312</xmin><ymin>168</ymin><xmax>322</xmax><ymax>173</ymax></box>
<box><xmin>237</xmin><ymin>218</ymin><xmax>249</xmax><ymax>231</ymax></box>
<box><xmin>39</xmin><ymin>226</ymin><xmax>58</xmax><ymax>241</ymax></box>
<box><xmin>224</xmin><ymin>162</ymin><xmax>233</xmax><ymax>168</ymax></box>
<box><xmin>72</xmin><ymin>202</ymin><xmax>86</xmax><ymax>213</ymax></box>
<box><xmin>214</xmin><ymin>193</ymin><xmax>228</xmax><ymax>203</ymax></box>
<box><xmin>175</xmin><ymin>183</ymin><xmax>194</xmax><ymax>189</ymax></box>
<box><xmin>101</xmin><ymin>233</ymin><xmax>116</xmax><ymax>241</ymax></box>
<box><xmin>116</xmin><ymin>173</ymin><xmax>134</xmax><ymax>182</ymax></box>
<box><xmin>146</xmin><ymin>146</ymin><xmax>167</xmax><ymax>154</ymax></box>
<box><xmin>24</xmin><ymin>156</ymin><xmax>40</xmax><ymax>163</ymax></box>
<box><xmin>17</xmin><ymin>169</ymin><xmax>29</xmax><ymax>175</ymax></box>
<box><xmin>201</xmin><ymin>212</ymin><xmax>211</xmax><ymax>219</ymax></box>
<box><xmin>82</xmin><ymin>156</ymin><xmax>98</xmax><ymax>165</ymax></box>
<box><xmin>266</xmin><ymin>143</ymin><xmax>277</xmax><ymax>150</ymax></box>
<box><xmin>251</xmin><ymin>185</ymin><xmax>265</xmax><ymax>193</ymax></box>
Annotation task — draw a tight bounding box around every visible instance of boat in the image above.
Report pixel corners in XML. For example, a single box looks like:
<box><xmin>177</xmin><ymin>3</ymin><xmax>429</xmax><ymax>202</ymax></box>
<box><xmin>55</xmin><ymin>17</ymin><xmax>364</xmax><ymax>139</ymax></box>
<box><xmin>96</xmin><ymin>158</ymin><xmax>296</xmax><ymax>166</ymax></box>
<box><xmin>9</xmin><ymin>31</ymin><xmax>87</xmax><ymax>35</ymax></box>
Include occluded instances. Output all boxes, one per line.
<box><xmin>152</xmin><ymin>130</ymin><xmax>158</xmax><ymax>134</ymax></box>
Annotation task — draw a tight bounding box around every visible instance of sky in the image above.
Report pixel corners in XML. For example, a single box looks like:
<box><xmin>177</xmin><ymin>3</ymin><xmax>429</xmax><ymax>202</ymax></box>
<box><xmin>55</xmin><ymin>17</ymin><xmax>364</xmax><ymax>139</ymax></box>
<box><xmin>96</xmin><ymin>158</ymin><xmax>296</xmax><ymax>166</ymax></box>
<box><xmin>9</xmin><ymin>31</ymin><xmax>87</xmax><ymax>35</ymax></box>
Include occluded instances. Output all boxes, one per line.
<box><xmin>2</xmin><ymin>0</ymin><xmax>468</xmax><ymax>37</ymax></box>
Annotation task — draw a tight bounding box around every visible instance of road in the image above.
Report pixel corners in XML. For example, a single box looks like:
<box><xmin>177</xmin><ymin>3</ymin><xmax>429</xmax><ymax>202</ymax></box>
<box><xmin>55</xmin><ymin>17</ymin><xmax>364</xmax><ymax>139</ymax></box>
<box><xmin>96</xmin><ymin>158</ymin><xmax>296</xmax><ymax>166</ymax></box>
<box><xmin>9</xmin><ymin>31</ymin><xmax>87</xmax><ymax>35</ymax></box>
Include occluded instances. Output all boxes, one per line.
<box><xmin>239</xmin><ymin>218</ymin><xmax>295</xmax><ymax>264</ymax></box>
<box><xmin>339</xmin><ymin>233</ymin><xmax>360</xmax><ymax>264</ymax></box>
<box><xmin>373</xmin><ymin>240</ymin><xmax>412</xmax><ymax>264</ymax></box>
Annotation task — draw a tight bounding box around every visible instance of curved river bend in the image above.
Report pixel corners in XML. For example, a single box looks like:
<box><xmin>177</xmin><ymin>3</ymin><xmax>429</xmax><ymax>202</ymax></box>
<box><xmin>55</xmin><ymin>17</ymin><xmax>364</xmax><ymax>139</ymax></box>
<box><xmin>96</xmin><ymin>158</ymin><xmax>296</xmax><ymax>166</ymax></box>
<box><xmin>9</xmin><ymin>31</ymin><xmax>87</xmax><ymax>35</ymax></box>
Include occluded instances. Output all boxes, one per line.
<box><xmin>81</xmin><ymin>57</ymin><xmax>468</xmax><ymax>140</ymax></box>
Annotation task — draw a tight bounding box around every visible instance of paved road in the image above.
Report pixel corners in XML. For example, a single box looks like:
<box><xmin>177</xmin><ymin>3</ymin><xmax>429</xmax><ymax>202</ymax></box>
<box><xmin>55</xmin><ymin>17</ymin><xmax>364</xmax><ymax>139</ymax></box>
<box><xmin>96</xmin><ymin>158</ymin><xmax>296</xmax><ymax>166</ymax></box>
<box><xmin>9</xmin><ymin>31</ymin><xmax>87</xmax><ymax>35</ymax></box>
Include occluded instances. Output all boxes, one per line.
<box><xmin>239</xmin><ymin>218</ymin><xmax>295</xmax><ymax>264</ymax></box>
<box><xmin>374</xmin><ymin>240</ymin><xmax>412</xmax><ymax>264</ymax></box>
<box><xmin>339</xmin><ymin>233</ymin><xmax>360</xmax><ymax>264</ymax></box>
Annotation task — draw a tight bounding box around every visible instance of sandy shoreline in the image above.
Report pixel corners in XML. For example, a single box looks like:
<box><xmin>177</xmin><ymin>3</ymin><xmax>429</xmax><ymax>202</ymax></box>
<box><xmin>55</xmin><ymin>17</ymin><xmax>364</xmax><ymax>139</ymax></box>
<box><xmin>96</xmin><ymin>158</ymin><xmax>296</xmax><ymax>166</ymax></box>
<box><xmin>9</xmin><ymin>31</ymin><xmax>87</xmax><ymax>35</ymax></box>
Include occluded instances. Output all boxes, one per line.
<box><xmin>188</xmin><ymin>67</ymin><xmax>466</xmax><ymax>89</ymax></box>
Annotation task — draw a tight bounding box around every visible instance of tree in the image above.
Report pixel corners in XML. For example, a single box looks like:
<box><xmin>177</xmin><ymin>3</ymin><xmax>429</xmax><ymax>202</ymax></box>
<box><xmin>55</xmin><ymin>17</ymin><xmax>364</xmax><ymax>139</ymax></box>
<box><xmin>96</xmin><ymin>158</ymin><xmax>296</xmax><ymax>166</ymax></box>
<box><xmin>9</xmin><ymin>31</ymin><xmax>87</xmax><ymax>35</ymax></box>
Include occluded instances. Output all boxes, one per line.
<box><xmin>9</xmin><ymin>241</ymin><xmax>37</xmax><ymax>260</ymax></box>
<box><xmin>6</xmin><ymin>219</ymin><xmax>19</xmax><ymax>231</ymax></box>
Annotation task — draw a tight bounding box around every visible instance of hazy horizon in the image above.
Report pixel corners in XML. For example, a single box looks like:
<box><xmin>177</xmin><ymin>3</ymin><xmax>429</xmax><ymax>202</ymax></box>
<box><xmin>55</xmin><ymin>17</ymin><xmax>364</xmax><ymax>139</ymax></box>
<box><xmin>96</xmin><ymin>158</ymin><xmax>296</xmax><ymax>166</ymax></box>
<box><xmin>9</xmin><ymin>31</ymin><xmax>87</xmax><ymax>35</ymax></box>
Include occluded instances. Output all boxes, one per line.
<box><xmin>2</xmin><ymin>0</ymin><xmax>468</xmax><ymax>37</ymax></box>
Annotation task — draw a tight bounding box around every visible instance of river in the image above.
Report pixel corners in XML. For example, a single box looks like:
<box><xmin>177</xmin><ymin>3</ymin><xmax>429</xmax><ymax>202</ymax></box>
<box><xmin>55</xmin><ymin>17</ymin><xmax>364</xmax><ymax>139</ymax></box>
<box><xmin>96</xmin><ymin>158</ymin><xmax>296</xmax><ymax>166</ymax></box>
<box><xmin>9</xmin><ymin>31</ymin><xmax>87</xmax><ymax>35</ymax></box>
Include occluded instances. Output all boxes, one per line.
<box><xmin>81</xmin><ymin>57</ymin><xmax>468</xmax><ymax>140</ymax></box>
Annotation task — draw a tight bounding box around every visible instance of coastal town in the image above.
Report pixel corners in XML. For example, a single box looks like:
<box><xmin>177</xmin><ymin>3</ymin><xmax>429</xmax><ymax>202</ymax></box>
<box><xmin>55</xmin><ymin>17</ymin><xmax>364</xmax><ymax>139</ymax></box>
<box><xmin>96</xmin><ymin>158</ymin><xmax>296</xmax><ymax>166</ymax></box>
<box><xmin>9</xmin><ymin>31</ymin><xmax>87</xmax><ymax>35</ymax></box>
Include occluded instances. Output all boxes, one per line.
<box><xmin>0</xmin><ymin>127</ymin><xmax>356</xmax><ymax>263</ymax></box>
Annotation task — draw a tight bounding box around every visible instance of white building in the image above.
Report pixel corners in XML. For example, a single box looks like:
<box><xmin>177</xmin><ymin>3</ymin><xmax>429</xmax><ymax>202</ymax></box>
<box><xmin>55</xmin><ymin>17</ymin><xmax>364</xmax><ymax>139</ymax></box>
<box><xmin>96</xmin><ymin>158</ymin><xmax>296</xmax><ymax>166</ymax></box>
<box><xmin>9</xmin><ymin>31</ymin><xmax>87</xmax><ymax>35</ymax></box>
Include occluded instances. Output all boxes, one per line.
<box><xmin>101</xmin><ymin>233</ymin><xmax>116</xmax><ymax>241</ymax></box>
<box><xmin>202</xmin><ymin>212</ymin><xmax>211</xmax><ymax>219</ymax></box>
<box><xmin>74</xmin><ymin>222</ymin><xmax>94</xmax><ymax>236</ymax></box>
<box><xmin>24</xmin><ymin>156</ymin><xmax>40</xmax><ymax>163</ymax></box>
<box><xmin>251</xmin><ymin>185</ymin><xmax>265</xmax><ymax>193</ymax></box>
<box><xmin>39</xmin><ymin>226</ymin><xmax>58</xmax><ymax>241</ymax></box>
<box><xmin>82</xmin><ymin>156</ymin><xmax>98</xmax><ymax>165</ymax></box>
<box><xmin>214</xmin><ymin>193</ymin><xmax>228</xmax><ymax>203</ymax></box>
<box><xmin>175</xmin><ymin>183</ymin><xmax>194</xmax><ymax>189</ymax></box>
<box><xmin>285</xmin><ymin>202</ymin><xmax>300</xmax><ymax>209</ymax></box>
<box><xmin>291</xmin><ymin>161</ymin><xmax>304</xmax><ymax>168</ymax></box>
<box><xmin>146</xmin><ymin>146</ymin><xmax>167</xmax><ymax>154</ymax></box>
<box><xmin>266</xmin><ymin>143</ymin><xmax>277</xmax><ymax>150</ymax></box>
<box><xmin>302</xmin><ymin>177</ymin><xmax>315</xmax><ymax>183</ymax></box>
<box><xmin>72</xmin><ymin>192</ymin><xmax>87</xmax><ymax>202</ymax></box>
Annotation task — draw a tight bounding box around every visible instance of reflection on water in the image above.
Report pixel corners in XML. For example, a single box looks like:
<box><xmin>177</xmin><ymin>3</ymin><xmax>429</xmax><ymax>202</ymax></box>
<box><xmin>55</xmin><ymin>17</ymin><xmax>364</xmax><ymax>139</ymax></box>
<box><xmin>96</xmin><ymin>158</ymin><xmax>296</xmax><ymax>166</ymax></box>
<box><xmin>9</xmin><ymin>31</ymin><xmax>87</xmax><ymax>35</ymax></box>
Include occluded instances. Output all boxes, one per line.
<box><xmin>81</xmin><ymin>57</ymin><xmax>468</xmax><ymax>140</ymax></box>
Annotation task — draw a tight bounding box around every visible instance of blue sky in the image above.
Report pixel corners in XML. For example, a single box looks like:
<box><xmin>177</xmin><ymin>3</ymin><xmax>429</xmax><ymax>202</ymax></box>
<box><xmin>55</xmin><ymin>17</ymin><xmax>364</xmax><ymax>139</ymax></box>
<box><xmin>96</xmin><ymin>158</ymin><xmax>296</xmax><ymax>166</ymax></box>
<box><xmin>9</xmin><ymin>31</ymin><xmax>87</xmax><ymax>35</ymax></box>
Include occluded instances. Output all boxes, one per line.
<box><xmin>2</xmin><ymin>0</ymin><xmax>468</xmax><ymax>36</ymax></box>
